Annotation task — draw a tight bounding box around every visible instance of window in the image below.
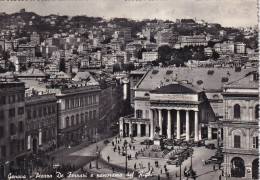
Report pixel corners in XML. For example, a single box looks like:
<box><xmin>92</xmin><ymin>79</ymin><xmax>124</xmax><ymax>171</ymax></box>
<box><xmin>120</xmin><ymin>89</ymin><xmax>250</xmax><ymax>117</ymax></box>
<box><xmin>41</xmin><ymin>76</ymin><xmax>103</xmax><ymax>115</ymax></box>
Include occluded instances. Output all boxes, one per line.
<box><xmin>70</xmin><ymin>99</ymin><xmax>74</xmax><ymax>108</ymax></box>
<box><xmin>80</xmin><ymin>97</ymin><xmax>84</xmax><ymax>107</ymax></box>
<box><xmin>89</xmin><ymin>96</ymin><xmax>92</xmax><ymax>105</ymax></box>
<box><xmin>27</xmin><ymin>109</ymin><xmax>31</xmax><ymax>119</ymax></box>
<box><xmin>9</xmin><ymin>123</ymin><xmax>16</xmax><ymax>135</ymax></box>
<box><xmin>234</xmin><ymin>135</ymin><xmax>241</xmax><ymax>148</ymax></box>
<box><xmin>71</xmin><ymin>116</ymin><xmax>74</xmax><ymax>126</ymax></box>
<box><xmin>85</xmin><ymin>97</ymin><xmax>88</xmax><ymax>106</ymax></box>
<box><xmin>145</xmin><ymin>110</ymin><xmax>149</xmax><ymax>118</ymax></box>
<box><xmin>9</xmin><ymin>95</ymin><xmax>15</xmax><ymax>104</ymax></box>
<box><xmin>255</xmin><ymin>105</ymin><xmax>259</xmax><ymax>119</ymax></box>
<box><xmin>0</xmin><ymin>126</ymin><xmax>4</xmax><ymax>138</ymax></box>
<box><xmin>253</xmin><ymin>136</ymin><xmax>258</xmax><ymax>149</ymax></box>
<box><xmin>18</xmin><ymin>107</ymin><xmax>24</xmax><ymax>115</ymax></box>
<box><xmin>9</xmin><ymin>108</ymin><xmax>15</xmax><ymax>117</ymax></box>
<box><xmin>43</xmin><ymin>107</ymin><xmax>47</xmax><ymax>116</ymax></box>
<box><xmin>136</xmin><ymin>110</ymin><xmax>143</xmax><ymax>118</ymax></box>
<box><xmin>93</xmin><ymin>95</ymin><xmax>96</xmax><ymax>104</ymax></box>
<box><xmin>19</xmin><ymin>121</ymin><xmax>23</xmax><ymax>132</ymax></box>
<box><xmin>52</xmin><ymin>106</ymin><xmax>56</xmax><ymax>114</ymax></box>
<box><xmin>85</xmin><ymin>112</ymin><xmax>88</xmax><ymax>122</ymax></box>
<box><xmin>76</xmin><ymin>114</ymin><xmax>79</xmax><ymax>125</ymax></box>
<box><xmin>0</xmin><ymin>96</ymin><xmax>6</xmax><ymax>105</ymax></box>
<box><xmin>48</xmin><ymin>107</ymin><xmax>51</xmax><ymax>115</ymax></box>
<box><xmin>33</xmin><ymin>109</ymin><xmax>37</xmax><ymax>118</ymax></box>
<box><xmin>65</xmin><ymin>99</ymin><xmax>70</xmax><ymax>110</ymax></box>
<box><xmin>1</xmin><ymin>146</ymin><xmax>6</xmax><ymax>158</ymax></box>
<box><xmin>234</xmin><ymin>104</ymin><xmax>240</xmax><ymax>119</ymax></box>
<box><xmin>75</xmin><ymin>98</ymin><xmax>79</xmax><ymax>108</ymax></box>
<box><xmin>0</xmin><ymin>110</ymin><xmax>4</xmax><ymax>120</ymax></box>
<box><xmin>89</xmin><ymin>111</ymin><xmax>92</xmax><ymax>121</ymax></box>
<box><xmin>93</xmin><ymin>110</ymin><xmax>96</xmax><ymax>119</ymax></box>
<box><xmin>80</xmin><ymin>113</ymin><xmax>84</xmax><ymax>123</ymax></box>
<box><xmin>20</xmin><ymin>139</ymin><xmax>24</xmax><ymax>150</ymax></box>
<box><xmin>66</xmin><ymin>117</ymin><xmax>69</xmax><ymax>128</ymax></box>
<box><xmin>38</xmin><ymin>108</ymin><xmax>42</xmax><ymax>117</ymax></box>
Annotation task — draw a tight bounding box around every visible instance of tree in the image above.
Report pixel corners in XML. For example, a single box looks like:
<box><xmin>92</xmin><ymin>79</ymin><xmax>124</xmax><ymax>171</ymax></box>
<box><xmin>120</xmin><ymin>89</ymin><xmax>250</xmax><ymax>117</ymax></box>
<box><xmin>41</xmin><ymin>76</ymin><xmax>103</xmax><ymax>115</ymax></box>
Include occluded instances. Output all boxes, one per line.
<box><xmin>208</xmin><ymin>41</ymin><xmax>216</xmax><ymax>48</ymax></box>
<box><xmin>158</xmin><ymin>45</ymin><xmax>172</xmax><ymax>63</ymax></box>
<box><xmin>212</xmin><ymin>51</ymin><xmax>220</xmax><ymax>60</ymax></box>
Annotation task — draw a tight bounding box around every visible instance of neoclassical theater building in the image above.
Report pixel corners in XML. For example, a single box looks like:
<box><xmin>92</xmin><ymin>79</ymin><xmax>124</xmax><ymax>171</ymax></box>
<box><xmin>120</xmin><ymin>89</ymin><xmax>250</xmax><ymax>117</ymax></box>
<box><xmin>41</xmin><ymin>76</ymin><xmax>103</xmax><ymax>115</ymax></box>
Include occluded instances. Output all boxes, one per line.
<box><xmin>120</xmin><ymin>67</ymin><xmax>257</xmax><ymax>143</ymax></box>
<box><xmin>222</xmin><ymin>72</ymin><xmax>259</xmax><ymax>179</ymax></box>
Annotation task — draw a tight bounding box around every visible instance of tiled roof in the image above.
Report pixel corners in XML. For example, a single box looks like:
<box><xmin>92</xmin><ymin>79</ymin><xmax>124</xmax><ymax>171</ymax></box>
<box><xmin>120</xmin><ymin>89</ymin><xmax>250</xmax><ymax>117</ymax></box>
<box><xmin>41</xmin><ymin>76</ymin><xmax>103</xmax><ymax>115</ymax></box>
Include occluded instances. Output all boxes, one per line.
<box><xmin>137</xmin><ymin>67</ymin><xmax>257</xmax><ymax>91</ymax></box>
<box><xmin>224</xmin><ymin>72</ymin><xmax>259</xmax><ymax>89</ymax></box>
<box><xmin>19</xmin><ymin>68</ymin><xmax>46</xmax><ymax>77</ymax></box>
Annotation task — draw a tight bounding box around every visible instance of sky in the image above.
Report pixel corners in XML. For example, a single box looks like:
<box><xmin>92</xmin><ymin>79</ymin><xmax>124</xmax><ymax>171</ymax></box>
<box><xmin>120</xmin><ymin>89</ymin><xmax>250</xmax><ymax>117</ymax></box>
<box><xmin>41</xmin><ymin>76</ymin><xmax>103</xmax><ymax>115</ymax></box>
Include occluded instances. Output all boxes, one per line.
<box><xmin>0</xmin><ymin>0</ymin><xmax>258</xmax><ymax>27</ymax></box>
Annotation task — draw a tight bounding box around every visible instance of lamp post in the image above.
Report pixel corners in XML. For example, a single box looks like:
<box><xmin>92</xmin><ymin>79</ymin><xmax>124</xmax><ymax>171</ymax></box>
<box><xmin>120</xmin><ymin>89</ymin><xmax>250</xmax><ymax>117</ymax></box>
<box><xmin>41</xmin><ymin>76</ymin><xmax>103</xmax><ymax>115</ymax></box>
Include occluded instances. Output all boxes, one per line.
<box><xmin>124</xmin><ymin>140</ymin><xmax>128</xmax><ymax>175</ymax></box>
<box><xmin>96</xmin><ymin>134</ymin><xmax>98</xmax><ymax>169</ymax></box>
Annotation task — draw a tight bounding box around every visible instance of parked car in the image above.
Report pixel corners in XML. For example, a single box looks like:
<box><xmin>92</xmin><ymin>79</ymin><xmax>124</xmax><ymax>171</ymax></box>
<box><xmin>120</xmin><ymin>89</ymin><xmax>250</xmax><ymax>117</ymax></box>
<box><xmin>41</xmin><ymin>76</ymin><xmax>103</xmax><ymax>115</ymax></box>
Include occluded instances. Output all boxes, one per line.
<box><xmin>205</xmin><ymin>158</ymin><xmax>222</xmax><ymax>165</ymax></box>
<box><xmin>166</xmin><ymin>158</ymin><xmax>180</xmax><ymax>165</ymax></box>
<box><xmin>140</xmin><ymin>139</ymin><xmax>153</xmax><ymax>145</ymax></box>
<box><xmin>205</xmin><ymin>143</ymin><xmax>215</xmax><ymax>149</ymax></box>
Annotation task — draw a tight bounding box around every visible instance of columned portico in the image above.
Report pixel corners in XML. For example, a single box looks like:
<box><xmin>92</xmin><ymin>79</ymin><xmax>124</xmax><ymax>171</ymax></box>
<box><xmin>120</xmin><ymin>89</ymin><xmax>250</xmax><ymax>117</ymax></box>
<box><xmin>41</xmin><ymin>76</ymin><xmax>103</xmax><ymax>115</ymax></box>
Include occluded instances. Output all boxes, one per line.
<box><xmin>194</xmin><ymin>111</ymin><xmax>199</xmax><ymax>141</ymax></box>
<box><xmin>150</xmin><ymin>109</ymin><xmax>154</xmax><ymax>139</ymax></box>
<box><xmin>167</xmin><ymin>110</ymin><xmax>171</xmax><ymax>139</ymax></box>
<box><xmin>176</xmin><ymin>110</ymin><xmax>181</xmax><ymax>140</ymax></box>
<box><xmin>158</xmin><ymin>109</ymin><xmax>162</xmax><ymax>135</ymax></box>
<box><xmin>186</xmin><ymin>110</ymin><xmax>190</xmax><ymax>141</ymax></box>
<box><xmin>137</xmin><ymin>123</ymin><xmax>141</xmax><ymax>137</ymax></box>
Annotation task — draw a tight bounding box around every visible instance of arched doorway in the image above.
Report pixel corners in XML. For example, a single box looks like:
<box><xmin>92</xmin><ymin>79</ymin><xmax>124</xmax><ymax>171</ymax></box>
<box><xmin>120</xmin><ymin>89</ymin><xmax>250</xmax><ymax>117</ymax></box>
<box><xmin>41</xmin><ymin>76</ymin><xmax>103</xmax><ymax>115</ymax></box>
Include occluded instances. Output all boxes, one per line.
<box><xmin>231</xmin><ymin>157</ymin><xmax>245</xmax><ymax>177</ymax></box>
<box><xmin>252</xmin><ymin>158</ymin><xmax>259</xmax><ymax>179</ymax></box>
<box><xmin>33</xmin><ymin>138</ymin><xmax>37</xmax><ymax>154</ymax></box>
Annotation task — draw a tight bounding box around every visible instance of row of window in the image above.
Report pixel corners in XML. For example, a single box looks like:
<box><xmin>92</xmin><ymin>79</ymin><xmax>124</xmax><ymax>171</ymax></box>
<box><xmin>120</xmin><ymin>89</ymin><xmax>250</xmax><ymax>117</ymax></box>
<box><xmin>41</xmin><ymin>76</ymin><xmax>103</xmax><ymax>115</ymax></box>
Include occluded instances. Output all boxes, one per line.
<box><xmin>0</xmin><ymin>94</ymin><xmax>24</xmax><ymax>105</ymax></box>
<box><xmin>233</xmin><ymin>104</ymin><xmax>259</xmax><ymax>119</ymax></box>
<box><xmin>234</xmin><ymin>135</ymin><xmax>258</xmax><ymax>149</ymax></box>
<box><xmin>1</xmin><ymin>139</ymin><xmax>25</xmax><ymax>158</ymax></box>
<box><xmin>136</xmin><ymin>110</ymin><xmax>150</xmax><ymax>119</ymax></box>
<box><xmin>0</xmin><ymin>107</ymin><xmax>25</xmax><ymax>120</ymax></box>
<box><xmin>27</xmin><ymin>105</ymin><xmax>56</xmax><ymax>119</ymax></box>
<box><xmin>65</xmin><ymin>110</ymin><xmax>97</xmax><ymax>128</ymax></box>
<box><xmin>65</xmin><ymin>95</ymin><xmax>98</xmax><ymax>110</ymax></box>
<box><xmin>26</xmin><ymin>118</ymin><xmax>55</xmax><ymax>131</ymax></box>
<box><xmin>0</xmin><ymin>122</ymin><xmax>24</xmax><ymax>138</ymax></box>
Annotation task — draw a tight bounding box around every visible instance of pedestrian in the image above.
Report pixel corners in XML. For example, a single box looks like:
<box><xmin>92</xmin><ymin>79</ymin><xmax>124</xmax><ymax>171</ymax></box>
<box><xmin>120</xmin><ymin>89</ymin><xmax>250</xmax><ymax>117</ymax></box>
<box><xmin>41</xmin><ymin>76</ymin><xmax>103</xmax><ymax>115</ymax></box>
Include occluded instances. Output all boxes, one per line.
<box><xmin>148</xmin><ymin>162</ymin><xmax>150</xmax><ymax>167</ymax></box>
<box><xmin>133</xmin><ymin>146</ymin><xmax>135</xmax><ymax>150</ymax></box>
<box><xmin>112</xmin><ymin>141</ymin><xmax>114</xmax><ymax>146</ymax></box>
<box><xmin>219</xmin><ymin>163</ymin><xmax>221</xmax><ymax>170</ymax></box>
<box><xmin>112</xmin><ymin>167</ymin><xmax>115</xmax><ymax>173</ymax></box>
<box><xmin>113</xmin><ymin>147</ymin><xmax>116</xmax><ymax>152</ymax></box>
<box><xmin>134</xmin><ymin>163</ymin><xmax>136</xmax><ymax>170</ymax></box>
<box><xmin>81</xmin><ymin>166</ymin><xmax>84</xmax><ymax>172</ymax></box>
<box><xmin>160</xmin><ymin>169</ymin><xmax>162</xmax><ymax>174</ymax></box>
<box><xmin>139</xmin><ymin>163</ymin><xmax>141</xmax><ymax>169</ymax></box>
<box><xmin>213</xmin><ymin>164</ymin><xmax>215</xmax><ymax>171</ymax></box>
<box><xmin>141</xmin><ymin>162</ymin><xmax>143</xmax><ymax>169</ymax></box>
<box><xmin>158</xmin><ymin>174</ymin><xmax>160</xmax><ymax>180</ymax></box>
<box><xmin>222</xmin><ymin>169</ymin><xmax>224</xmax><ymax>176</ymax></box>
<box><xmin>176</xmin><ymin>171</ymin><xmax>178</xmax><ymax>177</ymax></box>
<box><xmin>202</xmin><ymin>158</ymin><xmax>205</xmax><ymax>166</ymax></box>
<box><xmin>107</xmin><ymin>156</ymin><xmax>110</xmax><ymax>162</ymax></box>
<box><xmin>129</xmin><ymin>154</ymin><xmax>131</xmax><ymax>159</ymax></box>
<box><xmin>219</xmin><ymin>175</ymin><xmax>221</xmax><ymax>180</ymax></box>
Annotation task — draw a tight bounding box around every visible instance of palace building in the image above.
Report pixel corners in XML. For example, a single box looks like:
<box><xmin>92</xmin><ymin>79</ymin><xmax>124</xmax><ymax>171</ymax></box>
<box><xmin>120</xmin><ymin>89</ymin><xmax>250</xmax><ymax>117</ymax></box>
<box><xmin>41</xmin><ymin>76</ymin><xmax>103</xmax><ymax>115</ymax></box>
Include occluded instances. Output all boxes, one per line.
<box><xmin>222</xmin><ymin>72</ymin><xmax>259</xmax><ymax>179</ymax></box>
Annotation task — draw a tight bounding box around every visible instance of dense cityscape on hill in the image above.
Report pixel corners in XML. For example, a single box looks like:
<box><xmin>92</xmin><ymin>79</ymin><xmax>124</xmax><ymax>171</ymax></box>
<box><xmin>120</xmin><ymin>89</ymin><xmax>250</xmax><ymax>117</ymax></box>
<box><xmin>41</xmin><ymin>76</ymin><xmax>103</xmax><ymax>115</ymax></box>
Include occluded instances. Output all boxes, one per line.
<box><xmin>0</xmin><ymin>5</ymin><xmax>258</xmax><ymax>180</ymax></box>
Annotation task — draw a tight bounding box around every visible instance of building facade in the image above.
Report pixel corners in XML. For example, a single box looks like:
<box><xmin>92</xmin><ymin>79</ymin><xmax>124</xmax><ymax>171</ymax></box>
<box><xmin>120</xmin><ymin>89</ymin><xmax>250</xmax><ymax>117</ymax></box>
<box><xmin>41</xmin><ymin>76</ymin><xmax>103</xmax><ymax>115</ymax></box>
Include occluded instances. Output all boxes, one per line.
<box><xmin>56</xmin><ymin>85</ymin><xmax>101</xmax><ymax>147</ymax></box>
<box><xmin>222</xmin><ymin>72</ymin><xmax>259</xmax><ymax>179</ymax></box>
<box><xmin>25</xmin><ymin>94</ymin><xmax>57</xmax><ymax>154</ymax></box>
<box><xmin>0</xmin><ymin>82</ymin><xmax>26</xmax><ymax>178</ymax></box>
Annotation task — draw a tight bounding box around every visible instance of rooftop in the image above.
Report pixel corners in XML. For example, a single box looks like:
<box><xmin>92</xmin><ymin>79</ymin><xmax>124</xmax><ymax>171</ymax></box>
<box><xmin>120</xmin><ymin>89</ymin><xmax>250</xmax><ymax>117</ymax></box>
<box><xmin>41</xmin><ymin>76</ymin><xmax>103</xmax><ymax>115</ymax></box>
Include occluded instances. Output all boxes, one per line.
<box><xmin>150</xmin><ymin>83</ymin><xmax>200</xmax><ymax>94</ymax></box>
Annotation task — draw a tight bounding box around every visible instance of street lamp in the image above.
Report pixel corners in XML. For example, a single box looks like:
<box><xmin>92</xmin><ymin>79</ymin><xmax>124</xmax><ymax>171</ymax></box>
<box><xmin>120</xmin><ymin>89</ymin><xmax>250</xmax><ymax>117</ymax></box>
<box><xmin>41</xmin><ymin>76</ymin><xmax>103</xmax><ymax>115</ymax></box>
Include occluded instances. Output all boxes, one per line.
<box><xmin>124</xmin><ymin>140</ymin><xmax>128</xmax><ymax>175</ymax></box>
<box><xmin>96</xmin><ymin>134</ymin><xmax>98</xmax><ymax>169</ymax></box>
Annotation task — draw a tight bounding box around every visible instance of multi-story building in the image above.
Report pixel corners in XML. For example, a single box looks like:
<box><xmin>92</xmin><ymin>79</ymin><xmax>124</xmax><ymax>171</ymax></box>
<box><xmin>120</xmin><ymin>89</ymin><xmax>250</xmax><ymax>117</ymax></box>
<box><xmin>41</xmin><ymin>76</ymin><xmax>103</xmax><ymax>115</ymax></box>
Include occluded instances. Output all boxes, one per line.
<box><xmin>142</xmin><ymin>52</ymin><xmax>158</xmax><ymax>62</ymax></box>
<box><xmin>56</xmin><ymin>85</ymin><xmax>101</xmax><ymax>147</ymax></box>
<box><xmin>222</xmin><ymin>72</ymin><xmax>259</xmax><ymax>179</ymax></box>
<box><xmin>25</xmin><ymin>94</ymin><xmax>57</xmax><ymax>154</ymax></box>
<box><xmin>235</xmin><ymin>42</ymin><xmax>246</xmax><ymax>54</ymax></box>
<box><xmin>30</xmin><ymin>32</ymin><xmax>40</xmax><ymax>46</ymax></box>
<box><xmin>0</xmin><ymin>82</ymin><xmax>26</xmax><ymax>179</ymax></box>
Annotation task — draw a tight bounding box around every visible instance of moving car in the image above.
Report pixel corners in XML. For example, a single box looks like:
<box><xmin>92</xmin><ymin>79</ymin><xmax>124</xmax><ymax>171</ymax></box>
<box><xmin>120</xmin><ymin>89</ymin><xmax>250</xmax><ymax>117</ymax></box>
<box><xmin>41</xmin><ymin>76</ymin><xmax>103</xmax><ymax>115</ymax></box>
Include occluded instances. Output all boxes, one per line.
<box><xmin>205</xmin><ymin>157</ymin><xmax>222</xmax><ymax>165</ymax></box>
<box><xmin>140</xmin><ymin>139</ymin><xmax>153</xmax><ymax>145</ymax></box>
<box><xmin>205</xmin><ymin>143</ymin><xmax>215</xmax><ymax>149</ymax></box>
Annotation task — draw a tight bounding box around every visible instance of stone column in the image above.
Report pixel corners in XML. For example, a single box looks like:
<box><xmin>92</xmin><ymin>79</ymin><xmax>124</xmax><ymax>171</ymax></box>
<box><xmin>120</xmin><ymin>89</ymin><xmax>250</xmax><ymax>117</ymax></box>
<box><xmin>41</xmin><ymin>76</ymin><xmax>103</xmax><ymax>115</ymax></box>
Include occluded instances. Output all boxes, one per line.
<box><xmin>199</xmin><ymin>123</ymin><xmax>202</xmax><ymax>140</ymax></box>
<box><xmin>167</xmin><ymin>110</ymin><xmax>171</xmax><ymax>139</ymax></box>
<box><xmin>194</xmin><ymin>111</ymin><xmax>199</xmax><ymax>141</ymax></box>
<box><xmin>185</xmin><ymin>110</ymin><xmax>190</xmax><ymax>141</ymax></box>
<box><xmin>129</xmin><ymin>122</ymin><xmax>133</xmax><ymax>137</ymax></box>
<box><xmin>119</xmin><ymin>118</ymin><xmax>124</xmax><ymax>137</ymax></box>
<box><xmin>158</xmin><ymin>109</ymin><xmax>162</xmax><ymax>136</ymax></box>
<box><xmin>208</xmin><ymin>126</ymin><xmax>212</xmax><ymax>140</ymax></box>
<box><xmin>177</xmin><ymin>110</ymin><xmax>181</xmax><ymax>140</ymax></box>
<box><xmin>145</xmin><ymin>123</ymin><xmax>149</xmax><ymax>137</ymax></box>
<box><xmin>150</xmin><ymin>109</ymin><xmax>154</xmax><ymax>139</ymax></box>
<box><xmin>137</xmin><ymin>123</ymin><xmax>141</xmax><ymax>137</ymax></box>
